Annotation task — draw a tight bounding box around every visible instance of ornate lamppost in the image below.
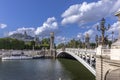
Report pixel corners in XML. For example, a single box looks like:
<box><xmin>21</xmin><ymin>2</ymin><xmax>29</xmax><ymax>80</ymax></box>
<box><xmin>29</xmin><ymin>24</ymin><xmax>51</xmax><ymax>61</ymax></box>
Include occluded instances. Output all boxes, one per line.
<box><xmin>95</xmin><ymin>35</ymin><xmax>99</xmax><ymax>47</ymax></box>
<box><xmin>112</xmin><ymin>31</ymin><xmax>114</xmax><ymax>43</ymax></box>
<box><xmin>97</xmin><ymin>18</ymin><xmax>110</xmax><ymax>46</ymax></box>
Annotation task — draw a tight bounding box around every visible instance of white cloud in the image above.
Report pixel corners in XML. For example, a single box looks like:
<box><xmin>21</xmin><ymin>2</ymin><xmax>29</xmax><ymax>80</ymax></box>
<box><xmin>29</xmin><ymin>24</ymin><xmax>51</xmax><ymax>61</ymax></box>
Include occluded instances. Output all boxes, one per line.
<box><xmin>55</xmin><ymin>36</ymin><xmax>71</xmax><ymax>44</ymax></box>
<box><xmin>61</xmin><ymin>0</ymin><xmax>120</xmax><ymax>25</ymax></box>
<box><xmin>8</xmin><ymin>17</ymin><xmax>59</xmax><ymax>37</ymax></box>
<box><xmin>110</xmin><ymin>0</ymin><xmax>120</xmax><ymax>13</ymax></box>
<box><xmin>108</xmin><ymin>21</ymin><xmax>120</xmax><ymax>33</ymax></box>
<box><xmin>0</xmin><ymin>24</ymin><xmax>7</xmax><ymax>29</ymax></box>
<box><xmin>107</xmin><ymin>21</ymin><xmax>120</xmax><ymax>40</ymax></box>
<box><xmin>84</xmin><ymin>29</ymin><xmax>94</xmax><ymax>37</ymax></box>
<box><xmin>8</xmin><ymin>27</ymin><xmax>35</xmax><ymax>36</ymax></box>
<box><xmin>76</xmin><ymin>20</ymin><xmax>120</xmax><ymax>42</ymax></box>
<box><xmin>35</xmin><ymin>17</ymin><xmax>58</xmax><ymax>36</ymax></box>
<box><xmin>118</xmin><ymin>8</ymin><xmax>120</xmax><ymax>12</ymax></box>
<box><xmin>76</xmin><ymin>23</ymin><xmax>100</xmax><ymax>42</ymax></box>
<box><xmin>77</xmin><ymin>33</ymin><xmax>83</xmax><ymax>38</ymax></box>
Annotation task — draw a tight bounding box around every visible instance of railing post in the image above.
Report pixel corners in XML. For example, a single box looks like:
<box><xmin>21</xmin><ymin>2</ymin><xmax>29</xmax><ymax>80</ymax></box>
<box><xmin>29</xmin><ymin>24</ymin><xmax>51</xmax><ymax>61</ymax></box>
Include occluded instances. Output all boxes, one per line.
<box><xmin>90</xmin><ymin>54</ymin><xmax>92</xmax><ymax>67</ymax></box>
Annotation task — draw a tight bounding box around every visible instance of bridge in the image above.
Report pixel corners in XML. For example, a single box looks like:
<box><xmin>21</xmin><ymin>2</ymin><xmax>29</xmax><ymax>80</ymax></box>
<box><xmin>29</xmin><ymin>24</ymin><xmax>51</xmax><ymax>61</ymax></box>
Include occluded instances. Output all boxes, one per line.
<box><xmin>57</xmin><ymin>48</ymin><xmax>96</xmax><ymax>76</ymax></box>
<box><xmin>56</xmin><ymin>46</ymin><xmax>120</xmax><ymax>80</ymax></box>
<box><xmin>55</xmin><ymin>10</ymin><xmax>120</xmax><ymax>80</ymax></box>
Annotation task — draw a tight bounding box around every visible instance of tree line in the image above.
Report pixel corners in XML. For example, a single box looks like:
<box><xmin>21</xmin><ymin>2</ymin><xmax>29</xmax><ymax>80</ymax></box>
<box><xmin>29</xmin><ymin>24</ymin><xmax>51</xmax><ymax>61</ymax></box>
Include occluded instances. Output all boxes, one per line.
<box><xmin>56</xmin><ymin>38</ymin><xmax>113</xmax><ymax>49</ymax></box>
<box><xmin>0</xmin><ymin>38</ymin><xmax>50</xmax><ymax>50</ymax></box>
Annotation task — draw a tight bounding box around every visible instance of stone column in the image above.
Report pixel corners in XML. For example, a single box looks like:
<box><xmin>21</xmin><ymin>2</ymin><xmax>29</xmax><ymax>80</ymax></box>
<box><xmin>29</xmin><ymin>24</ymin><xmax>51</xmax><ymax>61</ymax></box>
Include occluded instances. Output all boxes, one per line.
<box><xmin>50</xmin><ymin>32</ymin><xmax>55</xmax><ymax>58</ymax></box>
<box><xmin>96</xmin><ymin>45</ymin><xmax>103</xmax><ymax>80</ymax></box>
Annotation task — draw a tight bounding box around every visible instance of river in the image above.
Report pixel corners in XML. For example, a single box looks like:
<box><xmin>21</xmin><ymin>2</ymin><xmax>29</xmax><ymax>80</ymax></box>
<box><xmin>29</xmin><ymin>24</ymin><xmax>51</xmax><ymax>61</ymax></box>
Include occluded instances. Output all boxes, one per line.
<box><xmin>0</xmin><ymin>59</ymin><xmax>95</xmax><ymax>80</ymax></box>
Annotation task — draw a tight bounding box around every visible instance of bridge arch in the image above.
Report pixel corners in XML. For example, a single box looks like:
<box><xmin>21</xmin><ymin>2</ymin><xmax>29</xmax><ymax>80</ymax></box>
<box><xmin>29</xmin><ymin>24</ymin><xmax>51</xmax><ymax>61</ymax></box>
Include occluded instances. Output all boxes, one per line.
<box><xmin>57</xmin><ymin>52</ymin><xmax>76</xmax><ymax>60</ymax></box>
<box><xmin>57</xmin><ymin>51</ymin><xmax>96</xmax><ymax>76</ymax></box>
<box><xmin>105</xmin><ymin>68</ymin><xmax>120</xmax><ymax>80</ymax></box>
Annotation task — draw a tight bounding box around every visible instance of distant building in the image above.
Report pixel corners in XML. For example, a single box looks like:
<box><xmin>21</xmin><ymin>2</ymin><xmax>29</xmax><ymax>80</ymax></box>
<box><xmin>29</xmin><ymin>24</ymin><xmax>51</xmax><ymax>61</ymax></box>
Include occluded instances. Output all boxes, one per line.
<box><xmin>9</xmin><ymin>31</ymin><xmax>40</xmax><ymax>45</ymax></box>
<box><xmin>34</xmin><ymin>35</ymin><xmax>41</xmax><ymax>46</ymax></box>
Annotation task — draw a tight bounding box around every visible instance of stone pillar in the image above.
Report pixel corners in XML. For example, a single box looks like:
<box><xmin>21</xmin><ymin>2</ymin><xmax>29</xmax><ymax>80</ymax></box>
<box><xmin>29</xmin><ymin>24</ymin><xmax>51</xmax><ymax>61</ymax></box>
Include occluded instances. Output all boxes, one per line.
<box><xmin>111</xmin><ymin>10</ymin><xmax>120</xmax><ymax>60</ymax></box>
<box><xmin>90</xmin><ymin>54</ymin><xmax>92</xmax><ymax>66</ymax></box>
<box><xmin>96</xmin><ymin>45</ymin><xmax>103</xmax><ymax>80</ymax></box>
<box><xmin>50</xmin><ymin>32</ymin><xmax>55</xmax><ymax>58</ymax></box>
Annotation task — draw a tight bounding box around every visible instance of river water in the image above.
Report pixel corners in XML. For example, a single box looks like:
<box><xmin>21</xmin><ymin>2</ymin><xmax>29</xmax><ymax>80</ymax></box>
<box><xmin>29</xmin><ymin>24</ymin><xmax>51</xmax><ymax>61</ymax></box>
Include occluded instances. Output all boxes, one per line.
<box><xmin>0</xmin><ymin>59</ymin><xmax>95</xmax><ymax>80</ymax></box>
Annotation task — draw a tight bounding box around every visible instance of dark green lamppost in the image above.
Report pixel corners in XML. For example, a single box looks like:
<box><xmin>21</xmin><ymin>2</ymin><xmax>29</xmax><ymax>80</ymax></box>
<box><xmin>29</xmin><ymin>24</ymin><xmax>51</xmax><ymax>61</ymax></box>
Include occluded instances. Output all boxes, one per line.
<box><xmin>97</xmin><ymin>18</ymin><xmax>110</xmax><ymax>46</ymax></box>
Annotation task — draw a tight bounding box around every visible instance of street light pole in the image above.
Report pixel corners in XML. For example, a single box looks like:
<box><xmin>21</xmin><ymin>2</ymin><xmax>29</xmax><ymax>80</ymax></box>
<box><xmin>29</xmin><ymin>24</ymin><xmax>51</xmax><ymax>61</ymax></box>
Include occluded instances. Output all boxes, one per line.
<box><xmin>97</xmin><ymin>18</ymin><xmax>110</xmax><ymax>46</ymax></box>
<box><xmin>112</xmin><ymin>31</ymin><xmax>114</xmax><ymax>43</ymax></box>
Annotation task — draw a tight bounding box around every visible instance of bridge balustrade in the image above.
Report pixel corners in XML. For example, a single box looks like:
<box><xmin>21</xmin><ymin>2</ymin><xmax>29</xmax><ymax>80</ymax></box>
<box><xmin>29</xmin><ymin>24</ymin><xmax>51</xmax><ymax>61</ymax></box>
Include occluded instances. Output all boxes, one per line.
<box><xmin>101</xmin><ymin>49</ymin><xmax>111</xmax><ymax>59</ymax></box>
<box><xmin>63</xmin><ymin>48</ymin><xmax>96</xmax><ymax>68</ymax></box>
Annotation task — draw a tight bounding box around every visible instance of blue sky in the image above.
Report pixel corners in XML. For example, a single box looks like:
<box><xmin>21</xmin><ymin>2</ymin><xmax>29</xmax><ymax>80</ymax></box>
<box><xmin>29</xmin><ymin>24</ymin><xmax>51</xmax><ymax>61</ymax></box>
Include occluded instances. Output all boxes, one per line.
<box><xmin>0</xmin><ymin>0</ymin><xmax>120</xmax><ymax>44</ymax></box>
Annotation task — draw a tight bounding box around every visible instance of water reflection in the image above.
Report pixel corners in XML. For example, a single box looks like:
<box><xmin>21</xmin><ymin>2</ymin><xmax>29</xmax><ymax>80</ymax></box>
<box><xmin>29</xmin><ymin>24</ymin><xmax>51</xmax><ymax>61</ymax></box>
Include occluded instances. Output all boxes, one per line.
<box><xmin>0</xmin><ymin>59</ymin><xmax>95</xmax><ymax>80</ymax></box>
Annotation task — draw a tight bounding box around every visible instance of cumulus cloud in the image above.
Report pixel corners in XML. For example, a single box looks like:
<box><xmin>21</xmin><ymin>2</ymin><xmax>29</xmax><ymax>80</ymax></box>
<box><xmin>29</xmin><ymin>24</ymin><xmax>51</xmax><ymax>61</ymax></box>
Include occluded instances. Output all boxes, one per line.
<box><xmin>8</xmin><ymin>17</ymin><xmax>59</xmax><ymax>37</ymax></box>
<box><xmin>0</xmin><ymin>24</ymin><xmax>7</xmax><ymax>29</ymax></box>
<box><xmin>8</xmin><ymin>27</ymin><xmax>35</xmax><ymax>36</ymax></box>
<box><xmin>61</xmin><ymin>0</ymin><xmax>120</xmax><ymax>25</ymax></box>
<box><xmin>110</xmin><ymin>0</ymin><xmax>120</xmax><ymax>13</ymax></box>
<box><xmin>107</xmin><ymin>21</ymin><xmax>120</xmax><ymax>40</ymax></box>
<box><xmin>35</xmin><ymin>17</ymin><xmax>58</xmax><ymax>36</ymax></box>
<box><xmin>77</xmin><ymin>22</ymin><xmax>101</xmax><ymax>42</ymax></box>
<box><xmin>108</xmin><ymin>21</ymin><xmax>120</xmax><ymax>33</ymax></box>
<box><xmin>77</xmin><ymin>33</ymin><xmax>83</xmax><ymax>38</ymax></box>
<box><xmin>84</xmin><ymin>29</ymin><xmax>94</xmax><ymax>37</ymax></box>
<box><xmin>55</xmin><ymin>36</ymin><xmax>71</xmax><ymax>44</ymax></box>
<box><xmin>76</xmin><ymin>20</ymin><xmax>120</xmax><ymax>42</ymax></box>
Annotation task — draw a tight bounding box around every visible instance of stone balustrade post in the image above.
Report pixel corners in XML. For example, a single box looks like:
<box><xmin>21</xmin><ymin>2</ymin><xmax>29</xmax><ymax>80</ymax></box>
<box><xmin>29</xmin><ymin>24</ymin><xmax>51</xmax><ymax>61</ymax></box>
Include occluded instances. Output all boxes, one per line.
<box><xmin>90</xmin><ymin>54</ymin><xmax>92</xmax><ymax>66</ymax></box>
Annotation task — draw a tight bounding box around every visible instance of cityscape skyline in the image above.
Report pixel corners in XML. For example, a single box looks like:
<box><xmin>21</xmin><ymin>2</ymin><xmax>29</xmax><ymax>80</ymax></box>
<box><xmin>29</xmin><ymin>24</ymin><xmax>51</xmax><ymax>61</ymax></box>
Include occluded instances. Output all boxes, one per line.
<box><xmin>0</xmin><ymin>0</ymin><xmax>120</xmax><ymax>44</ymax></box>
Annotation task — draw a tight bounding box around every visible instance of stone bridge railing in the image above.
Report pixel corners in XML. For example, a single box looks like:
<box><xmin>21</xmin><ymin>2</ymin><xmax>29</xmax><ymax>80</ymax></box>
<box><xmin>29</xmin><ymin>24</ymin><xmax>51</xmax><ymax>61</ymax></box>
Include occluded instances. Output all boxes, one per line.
<box><xmin>65</xmin><ymin>48</ymin><xmax>96</xmax><ymax>68</ymax></box>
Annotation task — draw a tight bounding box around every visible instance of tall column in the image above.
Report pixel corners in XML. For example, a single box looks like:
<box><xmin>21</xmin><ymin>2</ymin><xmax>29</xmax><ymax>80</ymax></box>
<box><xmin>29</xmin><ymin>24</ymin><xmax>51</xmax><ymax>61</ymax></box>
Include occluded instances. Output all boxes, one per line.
<box><xmin>96</xmin><ymin>45</ymin><xmax>103</xmax><ymax>80</ymax></box>
<box><xmin>50</xmin><ymin>32</ymin><xmax>55</xmax><ymax>58</ymax></box>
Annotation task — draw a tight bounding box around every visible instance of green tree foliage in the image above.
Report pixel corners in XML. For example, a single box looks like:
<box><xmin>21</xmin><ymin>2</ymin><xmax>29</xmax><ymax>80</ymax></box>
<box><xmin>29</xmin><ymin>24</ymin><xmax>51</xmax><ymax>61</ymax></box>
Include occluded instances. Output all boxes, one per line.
<box><xmin>90</xmin><ymin>43</ymin><xmax>96</xmax><ymax>49</ymax></box>
<box><xmin>57</xmin><ymin>39</ymin><xmax>97</xmax><ymax>49</ymax></box>
<box><xmin>57</xmin><ymin>43</ymin><xmax>64</xmax><ymax>49</ymax></box>
<box><xmin>41</xmin><ymin>38</ymin><xmax>50</xmax><ymax>49</ymax></box>
<box><xmin>0</xmin><ymin>37</ymin><xmax>51</xmax><ymax>50</ymax></box>
<box><xmin>0</xmin><ymin>38</ymin><xmax>24</xmax><ymax>50</ymax></box>
<box><xmin>57</xmin><ymin>39</ymin><xmax>83</xmax><ymax>49</ymax></box>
